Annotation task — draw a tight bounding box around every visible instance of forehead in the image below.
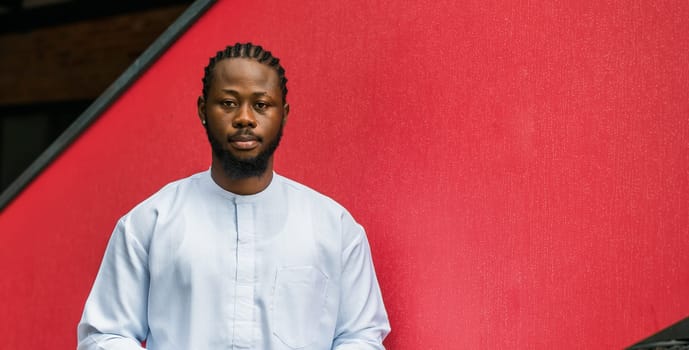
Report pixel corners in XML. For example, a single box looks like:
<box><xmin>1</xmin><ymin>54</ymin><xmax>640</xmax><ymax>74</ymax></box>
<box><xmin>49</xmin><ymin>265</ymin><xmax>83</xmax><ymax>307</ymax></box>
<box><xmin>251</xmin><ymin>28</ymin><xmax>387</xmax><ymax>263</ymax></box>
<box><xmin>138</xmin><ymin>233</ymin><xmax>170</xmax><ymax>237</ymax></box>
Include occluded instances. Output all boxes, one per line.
<box><xmin>210</xmin><ymin>58</ymin><xmax>280</xmax><ymax>92</ymax></box>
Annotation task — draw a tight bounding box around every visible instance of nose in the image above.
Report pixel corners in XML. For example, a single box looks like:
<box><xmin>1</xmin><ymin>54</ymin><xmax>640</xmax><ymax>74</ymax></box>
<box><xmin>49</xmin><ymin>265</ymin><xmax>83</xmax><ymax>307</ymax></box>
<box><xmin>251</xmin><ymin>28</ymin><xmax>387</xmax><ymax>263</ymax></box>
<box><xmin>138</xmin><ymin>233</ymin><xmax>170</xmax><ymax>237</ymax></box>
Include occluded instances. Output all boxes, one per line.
<box><xmin>232</xmin><ymin>104</ymin><xmax>257</xmax><ymax>128</ymax></box>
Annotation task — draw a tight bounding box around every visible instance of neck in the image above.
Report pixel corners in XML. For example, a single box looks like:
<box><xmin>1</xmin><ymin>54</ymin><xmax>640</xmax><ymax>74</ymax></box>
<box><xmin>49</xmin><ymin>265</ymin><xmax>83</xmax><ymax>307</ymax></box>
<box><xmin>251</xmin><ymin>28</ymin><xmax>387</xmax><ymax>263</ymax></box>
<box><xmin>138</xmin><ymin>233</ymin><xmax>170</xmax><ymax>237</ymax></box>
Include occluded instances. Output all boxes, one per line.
<box><xmin>210</xmin><ymin>158</ymin><xmax>274</xmax><ymax>195</ymax></box>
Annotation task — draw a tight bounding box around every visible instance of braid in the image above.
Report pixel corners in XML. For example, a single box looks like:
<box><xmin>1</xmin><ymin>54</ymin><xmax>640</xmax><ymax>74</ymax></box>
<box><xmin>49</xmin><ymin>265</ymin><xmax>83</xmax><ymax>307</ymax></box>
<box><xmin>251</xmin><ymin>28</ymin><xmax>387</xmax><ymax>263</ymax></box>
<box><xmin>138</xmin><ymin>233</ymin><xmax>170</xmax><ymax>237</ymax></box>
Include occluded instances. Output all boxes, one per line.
<box><xmin>201</xmin><ymin>42</ymin><xmax>288</xmax><ymax>103</ymax></box>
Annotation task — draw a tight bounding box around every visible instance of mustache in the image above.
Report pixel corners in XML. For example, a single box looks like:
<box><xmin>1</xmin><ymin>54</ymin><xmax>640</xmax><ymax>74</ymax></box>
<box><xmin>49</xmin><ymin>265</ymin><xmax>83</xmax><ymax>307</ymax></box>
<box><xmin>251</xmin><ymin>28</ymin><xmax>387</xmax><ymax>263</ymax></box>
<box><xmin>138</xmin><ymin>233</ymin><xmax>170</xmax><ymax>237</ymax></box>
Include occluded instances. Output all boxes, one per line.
<box><xmin>228</xmin><ymin>129</ymin><xmax>260</xmax><ymax>142</ymax></box>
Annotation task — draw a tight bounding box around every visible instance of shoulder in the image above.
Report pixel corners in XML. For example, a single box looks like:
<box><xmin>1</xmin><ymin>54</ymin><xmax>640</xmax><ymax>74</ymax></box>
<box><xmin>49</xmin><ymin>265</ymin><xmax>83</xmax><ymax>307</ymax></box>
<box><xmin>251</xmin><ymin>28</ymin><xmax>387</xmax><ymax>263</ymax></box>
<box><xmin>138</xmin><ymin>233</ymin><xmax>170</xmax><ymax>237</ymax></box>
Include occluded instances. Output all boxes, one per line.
<box><xmin>130</xmin><ymin>171</ymin><xmax>205</xmax><ymax>213</ymax></box>
<box><xmin>274</xmin><ymin>173</ymin><xmax>349</xmax><ymax>215</ymax></box>
<box><xmin>116</xmin><ymin>171</ymin><xmax>207</xmax><ymax>243</ymax></box>
<box><xmin>274</xmin><ymin>173</ymin><xmax>364</xmax><ymax>241</ymax></box>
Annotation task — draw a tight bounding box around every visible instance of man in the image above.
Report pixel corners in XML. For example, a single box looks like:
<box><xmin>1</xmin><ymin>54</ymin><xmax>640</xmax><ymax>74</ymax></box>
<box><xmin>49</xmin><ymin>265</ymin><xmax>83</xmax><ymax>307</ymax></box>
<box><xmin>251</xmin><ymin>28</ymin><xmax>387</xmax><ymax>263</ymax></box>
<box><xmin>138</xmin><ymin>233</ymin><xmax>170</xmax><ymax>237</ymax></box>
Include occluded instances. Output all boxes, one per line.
<box><xmin>77</xmin><ymin>43</ymin><xmax>390</xmax><ymax>350</ymax></box>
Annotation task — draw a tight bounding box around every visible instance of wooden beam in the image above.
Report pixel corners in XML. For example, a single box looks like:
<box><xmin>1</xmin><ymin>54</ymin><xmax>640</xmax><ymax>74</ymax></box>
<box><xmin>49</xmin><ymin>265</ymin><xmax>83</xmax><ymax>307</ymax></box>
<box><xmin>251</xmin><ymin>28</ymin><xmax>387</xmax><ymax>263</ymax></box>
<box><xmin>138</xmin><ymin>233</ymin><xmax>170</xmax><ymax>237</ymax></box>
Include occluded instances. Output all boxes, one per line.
<box><xmin>0</xmin><ymin>4</ymin><xmax>187</xmax><ymax>105</ymax></box>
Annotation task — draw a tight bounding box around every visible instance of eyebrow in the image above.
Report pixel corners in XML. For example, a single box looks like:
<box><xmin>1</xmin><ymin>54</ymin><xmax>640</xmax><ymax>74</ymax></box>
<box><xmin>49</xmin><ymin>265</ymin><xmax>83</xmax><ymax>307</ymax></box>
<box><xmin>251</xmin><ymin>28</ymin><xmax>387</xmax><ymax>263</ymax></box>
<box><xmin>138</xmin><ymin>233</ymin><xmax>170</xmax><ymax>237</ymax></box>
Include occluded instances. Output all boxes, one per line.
<box><xmin>221</xmin><ymin>89</ymin><xmax>269</xmax><ymax>97</ymax></box>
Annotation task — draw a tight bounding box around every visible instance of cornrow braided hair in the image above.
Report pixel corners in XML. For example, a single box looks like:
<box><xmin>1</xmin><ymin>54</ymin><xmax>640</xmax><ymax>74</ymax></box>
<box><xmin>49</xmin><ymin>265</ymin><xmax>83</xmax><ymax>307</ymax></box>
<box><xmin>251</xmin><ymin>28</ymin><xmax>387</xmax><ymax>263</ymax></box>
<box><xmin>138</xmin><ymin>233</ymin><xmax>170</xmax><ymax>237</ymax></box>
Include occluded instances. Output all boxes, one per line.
<box><xmin>201</xmin><ymin>42</ymin><xmax>288</xmax><ymax>102</ymax></box>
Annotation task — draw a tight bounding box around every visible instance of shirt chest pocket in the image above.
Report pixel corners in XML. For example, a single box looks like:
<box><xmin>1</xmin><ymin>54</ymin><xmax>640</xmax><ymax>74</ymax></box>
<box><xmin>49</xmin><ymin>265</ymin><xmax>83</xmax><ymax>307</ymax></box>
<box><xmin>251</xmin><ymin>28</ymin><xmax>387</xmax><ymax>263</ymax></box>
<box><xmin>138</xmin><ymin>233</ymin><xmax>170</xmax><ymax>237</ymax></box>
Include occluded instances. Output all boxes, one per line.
<box><xmin>272</xmin><ymin>266</ymin><xmax>329</xmax><ymax>349</ymax></box>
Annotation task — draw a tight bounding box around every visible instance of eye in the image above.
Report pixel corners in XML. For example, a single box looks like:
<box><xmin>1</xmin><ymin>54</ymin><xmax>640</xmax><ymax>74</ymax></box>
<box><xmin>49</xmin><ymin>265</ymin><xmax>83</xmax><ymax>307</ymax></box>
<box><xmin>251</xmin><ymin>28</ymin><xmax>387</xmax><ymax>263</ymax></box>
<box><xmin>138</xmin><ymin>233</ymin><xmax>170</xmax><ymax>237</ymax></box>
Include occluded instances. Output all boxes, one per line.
<box><xmin>221</xmin><ymin>100</ymin><xmax>237</xmax><ymax>108</ymax></box>
<box><xmin>254</xmin><ymin>101</ymin><xmax>269</xmax><ymax>110</ymax></box>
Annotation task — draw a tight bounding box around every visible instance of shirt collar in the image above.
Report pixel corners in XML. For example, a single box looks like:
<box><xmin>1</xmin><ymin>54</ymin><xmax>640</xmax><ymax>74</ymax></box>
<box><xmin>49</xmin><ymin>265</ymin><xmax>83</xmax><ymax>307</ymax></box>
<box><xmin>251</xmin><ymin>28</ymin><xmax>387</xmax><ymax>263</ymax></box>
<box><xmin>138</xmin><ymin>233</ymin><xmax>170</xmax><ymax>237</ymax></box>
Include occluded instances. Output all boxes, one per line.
<box><xmin>202</xmin><ymin>169</ymin><xmax>280</xmax><ymax>203</ymax></box>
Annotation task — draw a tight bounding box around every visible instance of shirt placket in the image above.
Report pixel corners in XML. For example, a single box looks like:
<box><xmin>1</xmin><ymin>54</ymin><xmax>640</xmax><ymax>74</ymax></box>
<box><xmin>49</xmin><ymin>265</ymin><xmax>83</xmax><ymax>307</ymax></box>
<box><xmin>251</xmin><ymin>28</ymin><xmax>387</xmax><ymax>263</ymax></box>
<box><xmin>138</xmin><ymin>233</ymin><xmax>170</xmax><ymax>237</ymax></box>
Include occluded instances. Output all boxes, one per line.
<box><xmin>233</xmin><ymin>201</ymin><xmax>255</xmax><ymax>349</ymax></box>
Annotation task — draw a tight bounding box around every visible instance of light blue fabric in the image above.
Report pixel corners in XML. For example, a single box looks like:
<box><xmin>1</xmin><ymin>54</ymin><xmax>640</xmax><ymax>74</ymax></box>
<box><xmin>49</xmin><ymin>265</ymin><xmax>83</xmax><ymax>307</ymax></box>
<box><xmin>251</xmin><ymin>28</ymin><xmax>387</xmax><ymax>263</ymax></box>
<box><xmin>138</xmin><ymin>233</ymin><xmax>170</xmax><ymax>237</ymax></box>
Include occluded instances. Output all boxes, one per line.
<box><xmin>77</xmin><ymin>171</ymin><xmax>390</xmax><ymax>350</ymax></box>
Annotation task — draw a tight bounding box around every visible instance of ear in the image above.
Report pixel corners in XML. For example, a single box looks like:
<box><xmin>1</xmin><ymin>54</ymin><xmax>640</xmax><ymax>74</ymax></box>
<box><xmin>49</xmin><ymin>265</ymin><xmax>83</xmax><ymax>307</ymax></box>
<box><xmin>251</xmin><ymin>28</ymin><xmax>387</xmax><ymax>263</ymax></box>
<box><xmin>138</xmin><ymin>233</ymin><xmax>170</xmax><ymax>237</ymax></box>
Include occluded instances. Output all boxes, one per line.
<box><xmin>197</xmin><ymin>96</ymin><xmax>207</xmax><ymax>126</ymax></box>
<box><xmin>282</xmin><ymin>103</ymin><xmax>290</xmax><ymax>124</ymax></box>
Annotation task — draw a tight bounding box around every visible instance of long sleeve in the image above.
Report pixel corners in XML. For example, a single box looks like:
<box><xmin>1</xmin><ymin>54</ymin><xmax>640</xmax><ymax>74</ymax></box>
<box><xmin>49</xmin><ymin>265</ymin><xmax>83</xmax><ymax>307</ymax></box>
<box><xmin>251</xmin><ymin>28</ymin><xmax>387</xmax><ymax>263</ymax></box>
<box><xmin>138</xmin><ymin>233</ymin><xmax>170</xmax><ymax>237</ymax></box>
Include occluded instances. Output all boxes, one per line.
<box><xmin>332</xmin><ymin>219</ymin><xmax>390</xmax><ymax>350</ymax></box>
<box><xmin>76</xmin><ymin>172</ymin><xmax>391</xmax><ymax>350</ymax></box>
<box><xmin>77</xmin><ymin>219</ymin><xmax>150</xmax><ymax>350</ymax></box>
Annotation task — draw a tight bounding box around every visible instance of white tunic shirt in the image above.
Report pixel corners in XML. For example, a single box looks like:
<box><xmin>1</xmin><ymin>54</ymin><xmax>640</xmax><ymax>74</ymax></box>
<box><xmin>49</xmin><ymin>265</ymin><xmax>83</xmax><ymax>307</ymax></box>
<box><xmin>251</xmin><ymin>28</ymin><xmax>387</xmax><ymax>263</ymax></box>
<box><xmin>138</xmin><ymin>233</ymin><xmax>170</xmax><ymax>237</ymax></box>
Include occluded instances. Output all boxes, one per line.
<box><xmin>77</xmin><ymin>171</ymin><xmax>390</xmax><ymax>350</ymax></box>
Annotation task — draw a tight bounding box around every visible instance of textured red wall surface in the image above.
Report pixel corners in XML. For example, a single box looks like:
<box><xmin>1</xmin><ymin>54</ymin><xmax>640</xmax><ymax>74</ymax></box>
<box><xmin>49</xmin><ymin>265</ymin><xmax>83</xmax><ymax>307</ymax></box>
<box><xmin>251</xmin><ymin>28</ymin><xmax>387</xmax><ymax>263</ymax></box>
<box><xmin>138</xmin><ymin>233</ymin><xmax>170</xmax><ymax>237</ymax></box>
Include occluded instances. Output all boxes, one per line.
<box><xmin>1</xmin><ymin>1</ymin><xmax>688</xmax><ymax>348</ymax></box>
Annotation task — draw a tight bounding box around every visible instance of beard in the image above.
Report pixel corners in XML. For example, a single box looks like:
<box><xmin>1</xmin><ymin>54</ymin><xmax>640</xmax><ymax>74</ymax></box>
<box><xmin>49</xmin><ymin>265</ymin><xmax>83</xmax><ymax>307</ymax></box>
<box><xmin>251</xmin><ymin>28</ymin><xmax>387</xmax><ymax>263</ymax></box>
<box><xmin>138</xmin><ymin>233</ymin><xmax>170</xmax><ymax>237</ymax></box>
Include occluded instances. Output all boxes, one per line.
<box><xmin>205</xmin><ymin>123</ymin><xmax>283</xmax><ymax>179</ymax></box>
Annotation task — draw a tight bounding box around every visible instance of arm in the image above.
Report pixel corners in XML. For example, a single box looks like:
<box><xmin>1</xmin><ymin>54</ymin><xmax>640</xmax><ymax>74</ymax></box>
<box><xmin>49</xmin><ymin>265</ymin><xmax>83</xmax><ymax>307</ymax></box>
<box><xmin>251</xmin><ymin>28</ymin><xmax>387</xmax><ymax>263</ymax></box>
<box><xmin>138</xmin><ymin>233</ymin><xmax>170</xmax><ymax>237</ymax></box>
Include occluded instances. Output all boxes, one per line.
<box><xmin>77</xmin><ymin>219</ymin><xmax>149</xmax><ymax>350</ymax></box>
<box><xmin>332</xmin><ymin>220</ymin><xmax>391</xmax><ymax>350</ymax></box>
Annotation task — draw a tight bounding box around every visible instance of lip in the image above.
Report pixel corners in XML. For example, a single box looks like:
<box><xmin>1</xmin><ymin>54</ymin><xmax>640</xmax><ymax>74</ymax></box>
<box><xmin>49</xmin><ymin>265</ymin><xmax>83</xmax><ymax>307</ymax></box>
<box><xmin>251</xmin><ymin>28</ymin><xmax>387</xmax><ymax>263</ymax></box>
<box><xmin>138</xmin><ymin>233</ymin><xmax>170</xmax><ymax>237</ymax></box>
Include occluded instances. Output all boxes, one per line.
<box><xmin>228</xmin><ymin>134</ymin><xmax>259</xmax><ymax>150</ymax></box>
<box><xmin>230</xmin><ymin>140</ymin><xmax>258</xmax><ymax>150</ymax></box>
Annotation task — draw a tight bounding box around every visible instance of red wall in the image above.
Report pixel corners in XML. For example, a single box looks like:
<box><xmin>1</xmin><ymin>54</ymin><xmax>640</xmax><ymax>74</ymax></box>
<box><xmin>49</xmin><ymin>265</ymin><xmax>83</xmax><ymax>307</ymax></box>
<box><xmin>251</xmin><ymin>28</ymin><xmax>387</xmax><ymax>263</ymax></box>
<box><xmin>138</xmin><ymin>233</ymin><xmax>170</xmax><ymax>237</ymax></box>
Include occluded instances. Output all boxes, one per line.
<box><xmin>1</xmin><ymin>1</ymin><xmax>688</xmax><ymax>348</ymax></box>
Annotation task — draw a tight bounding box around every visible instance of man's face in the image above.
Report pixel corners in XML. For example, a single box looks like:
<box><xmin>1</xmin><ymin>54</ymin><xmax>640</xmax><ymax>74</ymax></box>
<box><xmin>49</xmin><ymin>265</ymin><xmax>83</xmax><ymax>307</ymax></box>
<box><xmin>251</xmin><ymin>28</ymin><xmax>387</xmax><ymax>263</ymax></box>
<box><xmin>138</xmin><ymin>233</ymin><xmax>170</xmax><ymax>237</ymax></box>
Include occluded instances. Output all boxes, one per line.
<box><xmin>198</xmin><ymin>58</ymin><xmax>288</xmax><ymax>179</ymax></box>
